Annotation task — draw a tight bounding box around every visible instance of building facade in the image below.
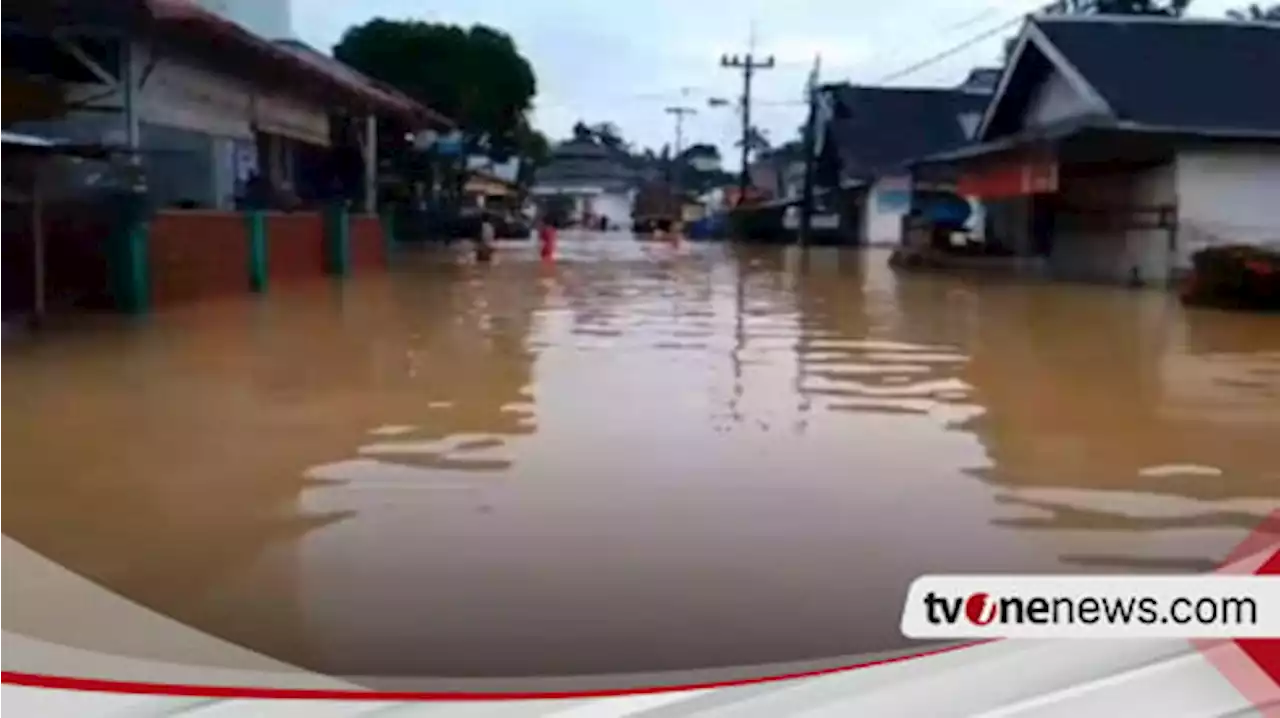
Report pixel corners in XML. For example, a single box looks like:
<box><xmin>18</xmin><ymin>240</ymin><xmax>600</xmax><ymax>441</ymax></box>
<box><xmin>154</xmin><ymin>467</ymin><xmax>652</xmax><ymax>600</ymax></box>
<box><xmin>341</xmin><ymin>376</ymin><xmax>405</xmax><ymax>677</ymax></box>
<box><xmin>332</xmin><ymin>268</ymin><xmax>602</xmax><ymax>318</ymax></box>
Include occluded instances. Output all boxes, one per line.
<box><xmin>817</xmin><ymin>83</ymin><xmax>991</xmax><ymax>246</ymax></box>
<box><xmin>916</xmin><ymin>16</ymin><xmax>1280</xmax><ymax>286</ymax></box>
<box><xmin>531</xmin><ymin>137</ymin><xmax>638</xmax><ymax>228</ymax></box>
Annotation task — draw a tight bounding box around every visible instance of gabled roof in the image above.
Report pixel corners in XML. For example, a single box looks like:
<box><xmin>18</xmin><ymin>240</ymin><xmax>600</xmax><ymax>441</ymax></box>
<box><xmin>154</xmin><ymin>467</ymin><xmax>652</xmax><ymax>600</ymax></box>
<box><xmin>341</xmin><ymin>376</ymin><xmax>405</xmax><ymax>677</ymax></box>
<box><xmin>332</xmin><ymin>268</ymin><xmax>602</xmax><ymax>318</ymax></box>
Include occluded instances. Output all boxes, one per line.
<box><xmin>979</xmin><ymin>16</ymin><xmax>1280</xmax><ymax>142</ymax></box>
<box><xmin>533</xmin><ymin>137</ymin><xmax>639</xmax><ymax>190</ymax></box>
<box><xmin>821</xmin><ymin>85</ymin><xmax>988</xmax><ymax>180</ymax></box>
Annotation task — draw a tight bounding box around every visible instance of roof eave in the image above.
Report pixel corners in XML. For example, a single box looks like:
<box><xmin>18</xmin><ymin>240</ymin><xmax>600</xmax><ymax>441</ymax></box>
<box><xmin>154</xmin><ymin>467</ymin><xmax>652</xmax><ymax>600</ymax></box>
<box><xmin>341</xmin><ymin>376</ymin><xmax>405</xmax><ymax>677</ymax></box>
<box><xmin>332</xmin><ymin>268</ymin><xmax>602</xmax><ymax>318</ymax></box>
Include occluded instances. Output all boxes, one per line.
<box><xmin>1111</xmin><ymin>122</ymin><xmax>1280</xmax><ymax>142</ymax></box>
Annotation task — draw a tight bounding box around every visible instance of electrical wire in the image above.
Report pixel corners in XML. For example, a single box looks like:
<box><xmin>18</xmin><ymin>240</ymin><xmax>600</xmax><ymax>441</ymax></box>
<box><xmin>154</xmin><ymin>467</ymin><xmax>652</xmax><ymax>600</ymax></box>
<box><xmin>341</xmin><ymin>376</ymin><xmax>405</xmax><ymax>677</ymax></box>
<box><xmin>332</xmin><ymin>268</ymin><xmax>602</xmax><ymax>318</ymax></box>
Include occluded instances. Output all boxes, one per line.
<box><xmin>875</xmin><ymin>15</ymin><xmax>1025</xmax><ymax>84</ymax></box>
<box><xmin>871</xmin><ymin>0</ymin><xmax>1066</xmax><ymax>85</ymax></box>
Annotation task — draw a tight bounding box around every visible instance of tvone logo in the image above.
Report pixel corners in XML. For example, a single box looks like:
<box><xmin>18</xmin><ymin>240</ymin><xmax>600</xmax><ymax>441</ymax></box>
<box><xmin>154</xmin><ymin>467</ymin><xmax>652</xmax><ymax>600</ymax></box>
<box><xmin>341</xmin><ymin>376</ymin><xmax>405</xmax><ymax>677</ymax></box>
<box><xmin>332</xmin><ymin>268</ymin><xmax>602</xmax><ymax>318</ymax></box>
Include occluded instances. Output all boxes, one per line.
<box><xmin>964</xmin><ymin>592</ymin><xmax>998</xmax><ymax>625</ymax></box>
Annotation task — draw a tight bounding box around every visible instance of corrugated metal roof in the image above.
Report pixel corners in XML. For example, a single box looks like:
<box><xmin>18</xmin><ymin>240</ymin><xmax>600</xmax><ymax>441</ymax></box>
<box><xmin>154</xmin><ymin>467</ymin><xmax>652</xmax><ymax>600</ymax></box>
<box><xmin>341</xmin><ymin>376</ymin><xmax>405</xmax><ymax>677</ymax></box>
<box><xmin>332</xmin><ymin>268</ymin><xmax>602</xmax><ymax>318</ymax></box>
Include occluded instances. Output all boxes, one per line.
<box><xmin>142</xmin><ymin>0</ymin><xmax>453</xmax><ymax>127</ymax></box>
<box><xmin>1034</xmin><ymin>17</ymin><xmax>1280</xmax><ymax>135</ymax></box>
<box><xmin>272</xmin><ymin>39</ymin><xmax>454</xmax><ymax>128</ymax></box>
<box><xmin>1</xmin><ymin>131</ymin><xmax>58</xmax><ymax>148</ymax></box>
<box><xmin>822</xmin><ymin>85</ymin><xmax>989</xmax><ymax>179</ymax></box>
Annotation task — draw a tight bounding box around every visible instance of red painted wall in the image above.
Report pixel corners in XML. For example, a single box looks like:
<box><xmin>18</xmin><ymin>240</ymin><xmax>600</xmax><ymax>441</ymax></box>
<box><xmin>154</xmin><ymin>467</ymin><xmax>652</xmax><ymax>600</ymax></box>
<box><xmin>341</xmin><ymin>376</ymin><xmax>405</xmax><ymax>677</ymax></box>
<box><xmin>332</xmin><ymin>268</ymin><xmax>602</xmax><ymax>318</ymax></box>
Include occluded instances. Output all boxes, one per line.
<box><xmin>148</xmin><ymin>211</ymin><xmax>249</xmax><ymax>307</ymax></box>
<box><xmin>350</xmin><ymin>214</ymin><xmax>385</xmax><ymax>271</ymax></box>
<box><xmin>958</xmin><ymin>152</ymin><xmax>1059</xmax><ymax>199</ymax></box>
<box><xmin>266</xmin><ymin>212</ymin><xmax>326</xmax><ymax>283</ymax></box>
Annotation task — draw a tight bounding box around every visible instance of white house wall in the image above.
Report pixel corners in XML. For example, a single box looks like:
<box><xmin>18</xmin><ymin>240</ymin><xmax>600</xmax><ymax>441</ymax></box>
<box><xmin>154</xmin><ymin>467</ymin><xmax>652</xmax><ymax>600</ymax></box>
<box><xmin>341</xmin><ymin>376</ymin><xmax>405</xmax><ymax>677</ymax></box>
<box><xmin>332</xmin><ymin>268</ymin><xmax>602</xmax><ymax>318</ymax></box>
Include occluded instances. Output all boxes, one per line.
<box><xmin>1175</xmin><ymin>145</ymin><xmax>1280</xmax><ymax>265</ymax></box>
<box><xmin>862</xmin><ymin>178</ymin><xmax>910</xmax><ymax>246</ymax></box>
<box><xmin>591</xmin><ymin>192</ymin><xmax>633</xmax><ymax>229</ymax></box>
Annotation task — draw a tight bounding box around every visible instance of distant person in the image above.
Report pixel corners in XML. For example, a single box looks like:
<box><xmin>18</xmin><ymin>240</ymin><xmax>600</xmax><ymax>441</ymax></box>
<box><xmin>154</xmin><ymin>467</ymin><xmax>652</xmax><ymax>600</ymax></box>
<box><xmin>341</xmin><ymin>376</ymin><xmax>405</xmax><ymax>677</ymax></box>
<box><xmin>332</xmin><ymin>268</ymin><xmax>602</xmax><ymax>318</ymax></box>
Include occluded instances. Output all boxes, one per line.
<box><xmin>537</xmin><ymin>219</ymin><xmax>558</xmax><ymax>261</ymax></box>
<box><xmin>475</xmin><ymin>215</ymin><xmax>496</xmax><ymax>263</ymax></box>
<box><xmin>243</xmin><ymin>170</ymin><xmax>270</xmax><ymax>209</ymax></box>
<box><xmin>670</xmin><ymin>220</ymin><xmax>685</xmax><ymax>248</ymax></box>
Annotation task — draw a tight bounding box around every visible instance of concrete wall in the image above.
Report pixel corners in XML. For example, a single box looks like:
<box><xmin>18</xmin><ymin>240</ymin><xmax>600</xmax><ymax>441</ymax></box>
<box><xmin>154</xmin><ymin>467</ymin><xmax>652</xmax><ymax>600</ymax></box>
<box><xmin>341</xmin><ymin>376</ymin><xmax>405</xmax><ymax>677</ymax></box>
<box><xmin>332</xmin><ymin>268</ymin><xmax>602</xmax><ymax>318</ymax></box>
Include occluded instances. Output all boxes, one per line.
<box><xmin>1175</xmin><ymin>145</ymin><xmax>1280</xmax><ymax>266</ymax></box>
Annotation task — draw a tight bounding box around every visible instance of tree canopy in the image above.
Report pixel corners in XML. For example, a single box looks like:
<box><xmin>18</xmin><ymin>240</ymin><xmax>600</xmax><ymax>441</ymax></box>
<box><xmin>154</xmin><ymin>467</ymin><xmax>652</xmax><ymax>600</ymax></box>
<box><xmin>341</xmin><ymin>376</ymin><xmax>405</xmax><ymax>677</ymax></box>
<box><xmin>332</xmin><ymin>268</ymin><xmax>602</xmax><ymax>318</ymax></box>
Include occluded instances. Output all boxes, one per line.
<box><xmin>1227</xmin><ymin>3</ymin><xmax>1280</xmax><ymax>19</ymax></box>
<box><xmin>1041</xmin><ymin>0</ymin><xmax>1191</xmax><ymax>14</ymax></box>
<box><xmin>334</xmin><ymin>19</ymin><xmax>537</xmax><ymax>160</ymax></box>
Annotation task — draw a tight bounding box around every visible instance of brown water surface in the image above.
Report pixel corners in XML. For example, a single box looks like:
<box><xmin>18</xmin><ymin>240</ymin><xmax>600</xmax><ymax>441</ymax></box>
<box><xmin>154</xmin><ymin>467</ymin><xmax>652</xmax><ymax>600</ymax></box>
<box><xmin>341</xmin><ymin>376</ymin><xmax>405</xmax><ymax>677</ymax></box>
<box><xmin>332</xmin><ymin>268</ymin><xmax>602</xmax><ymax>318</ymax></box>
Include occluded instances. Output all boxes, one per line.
<box><xmin>4</xmin><ymin>235</ymin><xmax>1279</xmax><ymax>676</ymax></box>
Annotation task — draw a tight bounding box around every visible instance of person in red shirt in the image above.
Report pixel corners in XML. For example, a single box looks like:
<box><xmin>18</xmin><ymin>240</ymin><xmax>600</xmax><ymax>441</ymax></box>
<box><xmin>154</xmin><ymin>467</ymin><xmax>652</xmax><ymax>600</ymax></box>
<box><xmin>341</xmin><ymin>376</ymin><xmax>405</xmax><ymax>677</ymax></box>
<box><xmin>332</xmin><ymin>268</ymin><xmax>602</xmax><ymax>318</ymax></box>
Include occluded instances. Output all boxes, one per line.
<box><xmin>537</xmin><ymin>219</ymin><xmax>557</xmax><ymax>261</ymax></box>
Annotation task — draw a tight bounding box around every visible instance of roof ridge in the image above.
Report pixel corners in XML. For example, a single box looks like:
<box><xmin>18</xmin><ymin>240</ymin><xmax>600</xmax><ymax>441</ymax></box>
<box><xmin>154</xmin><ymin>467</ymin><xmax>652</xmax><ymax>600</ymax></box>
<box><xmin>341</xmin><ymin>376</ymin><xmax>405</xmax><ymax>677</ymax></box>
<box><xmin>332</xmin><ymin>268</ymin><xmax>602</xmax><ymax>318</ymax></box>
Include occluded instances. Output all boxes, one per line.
<box><xmin>1033</xmin><ymin>14</ymin><xmax>1280</xmax><ymax>30</ymax></box>
<box><xmin>838</xmin><ymin>84</ymin><xmax>981</xmax><ymax>95</ymax></box>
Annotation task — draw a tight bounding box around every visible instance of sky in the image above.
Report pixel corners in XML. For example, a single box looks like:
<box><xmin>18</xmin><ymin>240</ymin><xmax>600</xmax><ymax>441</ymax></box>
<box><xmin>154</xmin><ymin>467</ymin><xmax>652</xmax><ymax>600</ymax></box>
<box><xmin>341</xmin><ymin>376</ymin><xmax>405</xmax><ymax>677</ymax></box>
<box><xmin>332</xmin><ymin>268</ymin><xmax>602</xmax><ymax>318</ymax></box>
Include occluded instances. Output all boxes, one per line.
<box><xmin>290</xmin><ymin>0</ymin><xmax>1245</xmax><ymax>168</ymax></box>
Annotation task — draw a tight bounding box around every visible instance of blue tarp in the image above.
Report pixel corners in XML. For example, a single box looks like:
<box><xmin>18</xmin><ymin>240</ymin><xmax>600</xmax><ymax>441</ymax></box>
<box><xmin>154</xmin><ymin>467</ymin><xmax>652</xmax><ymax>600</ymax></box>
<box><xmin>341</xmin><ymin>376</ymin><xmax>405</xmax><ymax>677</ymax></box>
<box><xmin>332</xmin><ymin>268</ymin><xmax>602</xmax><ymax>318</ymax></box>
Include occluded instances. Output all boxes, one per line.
<box><xmin>688</xmin><ymin>214</ymin><xmax>727</xmax><ymax>239</ymax></box>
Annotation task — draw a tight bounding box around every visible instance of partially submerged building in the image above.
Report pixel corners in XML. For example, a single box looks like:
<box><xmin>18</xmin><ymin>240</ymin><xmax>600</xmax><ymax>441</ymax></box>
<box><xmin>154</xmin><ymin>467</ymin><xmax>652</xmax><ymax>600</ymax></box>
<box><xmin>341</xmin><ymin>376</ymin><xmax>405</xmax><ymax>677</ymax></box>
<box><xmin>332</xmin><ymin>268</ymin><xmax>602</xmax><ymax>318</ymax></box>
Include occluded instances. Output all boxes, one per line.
<box><xmin>3</xmin><ymin>0</ymin><xmax>453</xmax><ymax>316</ymax></box>
<box><xmin>911</xmin><ymin>15</ymin><xmax>1280</xmax><ymax>286</ymax></box>
<box><xmin>816</xmin><ymin>82</ymin><xmax>990</xmax><ymax>245</ymax></box>
<box><xmin>530</xmin><ymin>136</ymin><xmax>638</xmax><ymax>229</ymax></box>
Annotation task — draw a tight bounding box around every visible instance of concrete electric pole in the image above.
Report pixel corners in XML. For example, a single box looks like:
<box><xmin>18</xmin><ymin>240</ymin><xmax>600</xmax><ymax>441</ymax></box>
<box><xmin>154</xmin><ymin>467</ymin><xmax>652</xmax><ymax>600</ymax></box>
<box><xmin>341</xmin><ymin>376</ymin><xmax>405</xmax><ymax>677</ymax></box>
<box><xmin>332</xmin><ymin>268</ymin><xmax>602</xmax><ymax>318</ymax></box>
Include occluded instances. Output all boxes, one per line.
<box><xmin>720</xmin><ymin>51</ymin><xmax>774</xmax><ymax>207</ymax></box>
<box><xmin>798</xmin><ymin>55</ymin><xmax>822</xmax><ymax>248</ymax></box>
<box><xmin>665</xmin><ymin>105</ymin><xmax>698</xmax><ymax>200</ymax></box>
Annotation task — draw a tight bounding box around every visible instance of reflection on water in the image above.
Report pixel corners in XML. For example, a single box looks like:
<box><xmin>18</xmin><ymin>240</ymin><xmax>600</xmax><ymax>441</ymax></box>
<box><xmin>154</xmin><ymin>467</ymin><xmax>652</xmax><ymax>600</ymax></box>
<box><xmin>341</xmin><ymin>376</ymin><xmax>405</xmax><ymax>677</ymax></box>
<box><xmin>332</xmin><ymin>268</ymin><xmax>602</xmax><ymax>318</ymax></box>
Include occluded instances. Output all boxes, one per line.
<box><xmin>4</xmin><ymin>234</ymin><xmax>1279</xmax><ymax>676</ymax></box>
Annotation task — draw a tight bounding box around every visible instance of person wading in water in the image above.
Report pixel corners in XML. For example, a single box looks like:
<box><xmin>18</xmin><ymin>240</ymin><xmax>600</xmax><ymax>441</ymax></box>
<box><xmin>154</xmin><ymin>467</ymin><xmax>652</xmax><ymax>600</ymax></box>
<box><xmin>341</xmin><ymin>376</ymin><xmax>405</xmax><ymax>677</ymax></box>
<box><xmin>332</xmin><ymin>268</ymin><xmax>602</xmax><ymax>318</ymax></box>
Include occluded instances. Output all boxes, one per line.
<box><xmin>475</xmin><ymin>214</ymin><xmax>496</xmax><ymax>263</ymax></box>
<box><xmin>537</xmin><ymin>218</ymin><xmax>558</xmax><ymax>262</ymax></box>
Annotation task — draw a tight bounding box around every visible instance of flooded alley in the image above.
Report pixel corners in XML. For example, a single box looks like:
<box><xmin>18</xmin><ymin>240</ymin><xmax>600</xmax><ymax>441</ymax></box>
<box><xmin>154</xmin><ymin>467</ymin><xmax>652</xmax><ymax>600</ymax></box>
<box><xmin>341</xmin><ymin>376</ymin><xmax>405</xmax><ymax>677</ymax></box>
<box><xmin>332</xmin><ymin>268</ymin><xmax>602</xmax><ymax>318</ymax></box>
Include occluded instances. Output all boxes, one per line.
<box><xmin>4</xmin><ymin>234</ymin><xmax>1279</xmax><ymax>678</ymax></box>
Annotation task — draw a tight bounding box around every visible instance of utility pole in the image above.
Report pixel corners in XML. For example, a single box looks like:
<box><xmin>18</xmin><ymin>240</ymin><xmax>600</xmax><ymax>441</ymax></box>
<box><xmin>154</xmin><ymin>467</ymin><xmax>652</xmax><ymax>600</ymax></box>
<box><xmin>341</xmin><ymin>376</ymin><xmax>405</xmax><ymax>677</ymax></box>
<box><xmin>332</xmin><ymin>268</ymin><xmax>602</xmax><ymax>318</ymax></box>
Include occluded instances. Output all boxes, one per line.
<box><xmin>720</xmin><ymin>50</ymin><xmax>774</xmax><ymax>207</ymax></box>
<box><xmin>664</xmin><ymin>105</ymin><xmax>698</xmax><ymax>192</ymax></box>
<box><xmin>798</xmin><ymin>54</ymin><xmax>822</xmax><ymax>248</ymax></box>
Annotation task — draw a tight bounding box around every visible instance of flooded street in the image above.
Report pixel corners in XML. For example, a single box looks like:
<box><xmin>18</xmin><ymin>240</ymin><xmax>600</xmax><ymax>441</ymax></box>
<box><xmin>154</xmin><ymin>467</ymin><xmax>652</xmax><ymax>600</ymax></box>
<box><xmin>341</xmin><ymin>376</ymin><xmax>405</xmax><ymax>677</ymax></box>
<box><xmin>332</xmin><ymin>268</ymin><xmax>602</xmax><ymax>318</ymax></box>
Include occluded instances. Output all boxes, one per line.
<box><xmin>5</xmin><ymin>233</ymin><xmax>1279</xmax><ymax>677</ymax></box>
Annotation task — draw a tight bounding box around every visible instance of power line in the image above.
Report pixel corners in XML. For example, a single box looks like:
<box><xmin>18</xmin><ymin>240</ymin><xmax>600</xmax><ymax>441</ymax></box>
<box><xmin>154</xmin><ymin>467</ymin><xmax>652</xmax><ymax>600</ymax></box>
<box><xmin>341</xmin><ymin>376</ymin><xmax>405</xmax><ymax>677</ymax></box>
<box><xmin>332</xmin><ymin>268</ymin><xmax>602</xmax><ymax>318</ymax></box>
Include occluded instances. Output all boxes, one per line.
<box><xmin>665</xmin><ymin>104</ymin><xmax>698</xmax><ymax>193</ymax></box>
<box><xmin>873</xmin><ymin>0</ymin><xmax>1063</xmax><ymax>85</ymax></box>
<box><xmin>875</xmin><ymin>15</ymin><xmax>1024</xmax><ymax>84</ymax></box>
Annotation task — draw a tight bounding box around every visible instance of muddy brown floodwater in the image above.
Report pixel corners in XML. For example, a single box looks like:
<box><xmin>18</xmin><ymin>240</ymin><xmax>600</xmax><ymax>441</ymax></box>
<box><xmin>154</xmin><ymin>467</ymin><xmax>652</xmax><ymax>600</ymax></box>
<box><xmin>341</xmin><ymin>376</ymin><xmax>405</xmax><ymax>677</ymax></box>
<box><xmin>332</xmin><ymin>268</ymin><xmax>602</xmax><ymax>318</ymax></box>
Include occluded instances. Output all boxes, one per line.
<box><xmin>4</xmin><ymin>235</ymin><xmax>1279</xmax><ymax>678</ymax></box>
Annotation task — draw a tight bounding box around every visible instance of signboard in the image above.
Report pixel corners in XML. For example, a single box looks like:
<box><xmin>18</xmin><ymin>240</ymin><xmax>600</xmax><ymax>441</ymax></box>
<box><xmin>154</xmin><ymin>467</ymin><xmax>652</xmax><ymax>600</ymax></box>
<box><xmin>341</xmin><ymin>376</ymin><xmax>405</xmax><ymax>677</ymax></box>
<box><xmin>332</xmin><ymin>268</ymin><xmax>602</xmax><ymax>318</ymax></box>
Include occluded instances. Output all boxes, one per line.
<box><xmin>958</xmin><ymin>151</ymin><xmax>1059</xmax><ymax>198</ymax></box>
<box><xmin>253</xmin><ymin>92</ymin><xmax>330</xmax><ymax>147</ymax></box>
<box><xmin>876</xmin><ymin>175</ymin><xmax>912</xmax><ymax>212</ymax></box>
<box><xmin>434</xmin><ymin>132</ymin><xmax>465</xmax><ymax>157</ymax></box>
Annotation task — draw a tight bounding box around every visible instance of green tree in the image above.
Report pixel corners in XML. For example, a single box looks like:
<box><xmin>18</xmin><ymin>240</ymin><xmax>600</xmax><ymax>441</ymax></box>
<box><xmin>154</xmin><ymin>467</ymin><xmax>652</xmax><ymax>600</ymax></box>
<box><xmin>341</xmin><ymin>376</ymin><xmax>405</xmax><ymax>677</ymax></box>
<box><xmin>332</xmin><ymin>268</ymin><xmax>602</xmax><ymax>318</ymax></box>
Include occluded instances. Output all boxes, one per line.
<box><xmin>1040</xmin><ymin>0</ymin><xmax>1191</xmax><ymax>14</ymax></box>
<box><xmin>334</xmin><ymin>19</ymin><xmax>537</xmax><ymax>160</ymax></box>
<box><xmin>589</xmin><ymin>122</ymin><xmax>626</xmax><ymax>152</ymax></box>
<box><xmin>1227</xmin><ymin>3</ymin><xmax>1280</xmax><ymax>19</ymax></box>
<box><xmin>515</xmin><ymin>122</ymin><xmax>550</xmax><ymax>187</ymax></box>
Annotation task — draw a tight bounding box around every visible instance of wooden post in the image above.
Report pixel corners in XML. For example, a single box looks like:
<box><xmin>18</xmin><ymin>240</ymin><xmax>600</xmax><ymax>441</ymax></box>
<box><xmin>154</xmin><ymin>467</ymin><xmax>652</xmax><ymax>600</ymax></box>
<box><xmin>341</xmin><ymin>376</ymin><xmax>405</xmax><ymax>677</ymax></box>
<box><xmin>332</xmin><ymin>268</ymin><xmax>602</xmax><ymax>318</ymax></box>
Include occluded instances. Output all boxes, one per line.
<box><xmin>246</xmin><ymin>210</ymin><xmax>268</xmax><ymax>292</ymax></box>
<box><xmin>363</xmin><ymin>114</ymin><xmax>377</xmax><ymax>216</ymax></box>
<box><xmin>31</xmin><ymin>168</ymin><xmax>46</xmax><ymax>324</ymax></box>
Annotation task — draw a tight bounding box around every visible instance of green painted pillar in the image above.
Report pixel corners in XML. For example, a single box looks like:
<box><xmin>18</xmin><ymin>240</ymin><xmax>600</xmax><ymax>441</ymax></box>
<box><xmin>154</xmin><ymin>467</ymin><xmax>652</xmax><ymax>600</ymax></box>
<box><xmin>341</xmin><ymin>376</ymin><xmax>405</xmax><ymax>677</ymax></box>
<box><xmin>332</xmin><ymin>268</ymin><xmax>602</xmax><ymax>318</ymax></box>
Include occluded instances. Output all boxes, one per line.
<box><xmin>325</xmin><ymin>204</ymin><xmax>351</xmax><ymax>276</ymax></box>
<box><xmin>109</xmin><ymin>194</ymin><xmax>150</xmax><ymax>314</ymax></box>
<box><xmin>246</xmin><ymin>210</ymin><xmax>268</xmax><ymax>292</ymax></box>
<box><xmin>380</xmin><ymin>211</ymin><xmax>398</xmax><ymax>261</ymax></box>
